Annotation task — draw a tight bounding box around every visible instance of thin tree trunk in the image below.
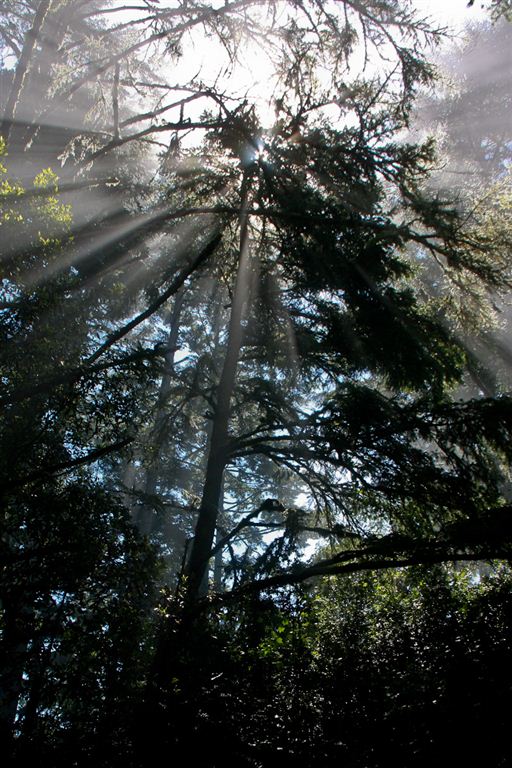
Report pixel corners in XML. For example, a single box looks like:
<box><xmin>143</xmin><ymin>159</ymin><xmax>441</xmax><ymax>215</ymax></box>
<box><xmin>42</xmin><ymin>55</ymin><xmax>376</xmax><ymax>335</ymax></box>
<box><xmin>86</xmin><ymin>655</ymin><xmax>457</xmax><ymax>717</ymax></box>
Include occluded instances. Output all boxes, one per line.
<box><xmin>121</xmin><ymin>458</ymin><xmax>139</xmax><ymax>521</ymax></box>
<box><xmin>1</xmin><ymin>0</ymin><xmax>53</xmax><ymax>146</ymax></box>
<box><xmin>213</xmin><ymin>481</ymin><xmax>225</xmax><ymax>591</ymax></box>
<box><xmin>138</xmin><ymin>286</ymin><xmax>186</xmax><ymax>536</ymax></box>
<box><xmin>19</xmin><ymin>0</ymin><xmax>80</xmax><ymax>155</ymax></box>
<box><xmin>112</xmin><ymin>63</ymin><xmax>120</xmax><ymax>140</ymax></box>
<box><xmin>139</xmin><ymin>184</ymin><xmax>250</xmax><ymax>753</ymax></box>
<box><xmin>0</xmin><ymin>595</ymin><xmax>32</xmax><ymax>754</ymax></box>
<box><xmin>184</xmin><ymin>176</ymin><xmax>251</xmax><ymax>604</ymax></box>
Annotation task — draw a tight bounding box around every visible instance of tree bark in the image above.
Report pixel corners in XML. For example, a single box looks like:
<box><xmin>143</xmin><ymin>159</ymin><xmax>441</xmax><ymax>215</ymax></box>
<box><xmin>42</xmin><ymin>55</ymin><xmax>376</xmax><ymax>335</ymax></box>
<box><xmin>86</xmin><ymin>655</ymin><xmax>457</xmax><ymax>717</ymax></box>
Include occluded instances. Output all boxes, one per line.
<box><xmin>0</xmin><ymin>594</ymin><xmax>32</xmax><ymax>755</ymax></box>
<box><xmin>184</xmin><ymin>175</ymin><xmax>251</xmax><ymax>603</ymax></box>
<box><xmin>213</xmin><ymin>481</ymin><xmax>225</xmax><ymax>591</ymax></box>
<box><xmin>1</xmin><ymin>0</ymin><xmax>53</xmax><ymax>146</ymax></box>
<box><xmin>138</xmin><ymin>286</ymin><xmax>186</xmax><ymax>536</ymax></box>
<box><xmin>112</xmin><ymin>62</ymin><xmax>120</xmax><ymax>140</ymax></box>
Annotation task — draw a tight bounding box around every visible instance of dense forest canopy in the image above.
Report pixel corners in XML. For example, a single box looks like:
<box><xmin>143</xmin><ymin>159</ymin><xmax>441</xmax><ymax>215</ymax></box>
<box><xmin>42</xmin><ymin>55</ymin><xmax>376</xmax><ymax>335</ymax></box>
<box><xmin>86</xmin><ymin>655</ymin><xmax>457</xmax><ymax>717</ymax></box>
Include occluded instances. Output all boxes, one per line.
<box><xmin>1</xmin><ymin>1</ymin><xmax>512</xmax><ymax>765</ymax></box>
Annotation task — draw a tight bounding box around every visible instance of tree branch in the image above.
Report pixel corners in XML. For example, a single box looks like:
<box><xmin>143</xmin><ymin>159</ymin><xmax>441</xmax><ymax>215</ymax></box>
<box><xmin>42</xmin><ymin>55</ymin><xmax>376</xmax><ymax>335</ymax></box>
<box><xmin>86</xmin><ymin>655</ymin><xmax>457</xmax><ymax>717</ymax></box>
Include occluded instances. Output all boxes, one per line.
<box><xmin>87</xmin><ymin>229</ymin><xmax>223</xmax><ymax>364</ymax></box>
<box><xmin>2</xmin><ymin>438</ymin><xmax>132</xmax><ymax>493</ymax></box>
<box><xmin>0</xmin><ymin>346</ymin><xmax>170</xmax><ymax>407</ymax></box>
<box><xmin>217</xmin><ymin>543</ymin><xmax>512</xmax><ymax>601</ymax></box>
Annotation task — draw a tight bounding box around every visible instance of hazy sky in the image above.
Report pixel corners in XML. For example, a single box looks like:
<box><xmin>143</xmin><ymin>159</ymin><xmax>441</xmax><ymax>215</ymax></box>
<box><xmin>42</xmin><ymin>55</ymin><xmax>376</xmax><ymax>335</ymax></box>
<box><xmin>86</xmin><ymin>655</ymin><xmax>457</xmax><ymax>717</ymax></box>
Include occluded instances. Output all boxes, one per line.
<box><xmin>414</xmin><ymin>0</ymin><xmax>488</xmax><ymax>27</ymax></box>
<box><xmin>163</xmin><ymin>0</ymin><xmax>492</xmax><ymax>136</ymax></box>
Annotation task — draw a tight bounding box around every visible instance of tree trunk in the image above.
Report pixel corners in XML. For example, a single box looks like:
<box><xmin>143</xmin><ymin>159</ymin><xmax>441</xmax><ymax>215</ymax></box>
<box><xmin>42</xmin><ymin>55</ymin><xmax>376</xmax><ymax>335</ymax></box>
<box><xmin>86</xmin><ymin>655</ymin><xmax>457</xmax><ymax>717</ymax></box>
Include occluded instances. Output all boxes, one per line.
<box><xmin>138</xmin><ymin>285</ymin><xmax>185</xmax><ymax>537</ymax></box>
<box><xmin>112</xmin><ymin>63</ymin><xmax>120</xmax><ymax>140</ymax></box>
<box><xmin>184</xmin><ymin>176</ymin><xmax>251</xmax><ymax>604</ymax></box>
<box><xmin>0</xmin><ymin>594</ymin><xmax>32</xmax><ymax>755</ymax></box>
<box><xmin>1</xmin><ymin>0</ymin><xmax>53</xmax><ymax>146</ymax></box>
<box><xmin>19</xmin><ymin>0</ymin><xmax>81</xmax><ymax>155</ymax></box>
<box><xmin>213</xmin><ymin>481</ymin><xmax>225</xmax><ymax>591</ymax></box>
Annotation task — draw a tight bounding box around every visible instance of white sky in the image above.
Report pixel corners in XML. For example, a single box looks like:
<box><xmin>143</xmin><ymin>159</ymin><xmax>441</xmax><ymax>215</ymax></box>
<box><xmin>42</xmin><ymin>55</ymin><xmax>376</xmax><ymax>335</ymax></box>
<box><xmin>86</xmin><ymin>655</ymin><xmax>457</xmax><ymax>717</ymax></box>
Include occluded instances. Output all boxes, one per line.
<box><xmin>105</xmin><ymin>0</ymin><xmax>494</xmax><ymax>146</ymax></box>
<box><xmin>116</xmin><ymin>0</ymin><xmax>491</xmax><ymax>108</ymax></box>
<box><xmin>414</xmin><ymin>0</ymin><xmax>488</xmax><ymax>28</ymax></box>
<box><xmin>172</xmin><ymin>0</ymin><xmax>491</xmax><ymax>106</ymax></box>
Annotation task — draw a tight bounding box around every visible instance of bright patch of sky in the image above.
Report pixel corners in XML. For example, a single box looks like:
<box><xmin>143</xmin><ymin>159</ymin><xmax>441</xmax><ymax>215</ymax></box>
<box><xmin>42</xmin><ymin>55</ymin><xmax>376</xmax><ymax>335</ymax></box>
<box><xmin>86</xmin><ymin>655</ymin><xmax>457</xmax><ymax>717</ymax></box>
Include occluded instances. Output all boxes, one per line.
<box><xmin>159</xmin><ymin>0</ymin><xmax>492</xmax><ymax>136</ymax></box>
<box><xmin>414</xmin><ymin>0</ymin><xmax>488</xmax><ymax>29</ymax></box>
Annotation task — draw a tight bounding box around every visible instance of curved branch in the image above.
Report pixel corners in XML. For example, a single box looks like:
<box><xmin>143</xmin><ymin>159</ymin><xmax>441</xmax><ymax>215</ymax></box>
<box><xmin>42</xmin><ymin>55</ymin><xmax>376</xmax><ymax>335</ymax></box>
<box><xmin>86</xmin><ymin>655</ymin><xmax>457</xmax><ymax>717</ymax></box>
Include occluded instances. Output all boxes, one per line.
<box><xmin>1</xmin><ymin>438</ymin><xmax>132</xmax><ymax>493</ymax></box>
<box><xmin>217</xmin><ymin>543</ymin><xmax>512</xmax><ymax>600</ymax></box>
